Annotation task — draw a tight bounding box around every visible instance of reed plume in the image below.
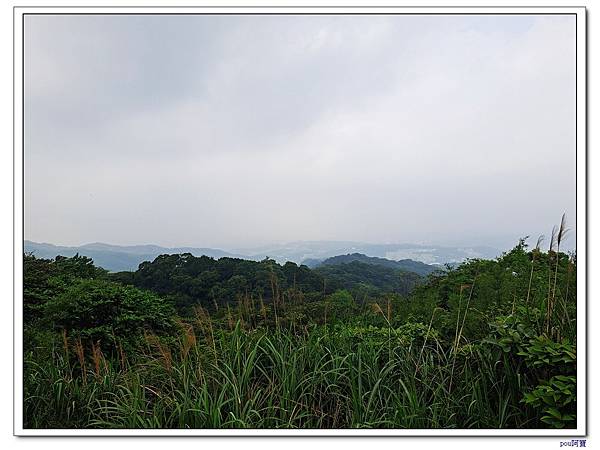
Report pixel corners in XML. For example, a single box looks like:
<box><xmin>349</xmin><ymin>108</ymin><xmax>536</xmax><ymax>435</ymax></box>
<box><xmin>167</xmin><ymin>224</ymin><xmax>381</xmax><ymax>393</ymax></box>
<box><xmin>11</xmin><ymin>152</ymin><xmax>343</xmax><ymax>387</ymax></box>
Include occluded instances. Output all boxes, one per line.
<box><xmin>73</xmin><ymin>336</ymin><xmax>86</xmax><ymax>384</ymax></box>
<box><xmin>91</xmin><ymin>340</ymin><xmax>107</xmax><ymax>378</ymax></box>
<box><xmin>525</xmin><ymin>235</ymin><xmax>544</xmax><ymax>308</ymax></box>
<box><xmin>546</xmin><ymin>214</ymin><xmax>569</xmax><ymax>336</ymax></box>
<box><xmin>144</xmin><ymin>331</ymin><xmax>172</xmax><ymax>373</ymax></box>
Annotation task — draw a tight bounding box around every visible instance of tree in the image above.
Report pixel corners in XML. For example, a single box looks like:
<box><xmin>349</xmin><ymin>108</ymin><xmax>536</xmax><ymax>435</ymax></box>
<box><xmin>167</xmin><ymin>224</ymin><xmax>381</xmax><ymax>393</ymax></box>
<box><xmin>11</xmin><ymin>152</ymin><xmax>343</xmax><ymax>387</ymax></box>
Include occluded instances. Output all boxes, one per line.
<box><xmin>24</xmin><ymin>253</ymin><xmax>106</xmax><ymax>324</ymax></box>
<box><xmin>44</xmin><ymin>279</ymin><xmax>176</xmax><ymax>349</ymax></box>
<box><xmin>324</xmin><ymin>290</ymin><xmax>358</xmax><ymax>322</ymax></box>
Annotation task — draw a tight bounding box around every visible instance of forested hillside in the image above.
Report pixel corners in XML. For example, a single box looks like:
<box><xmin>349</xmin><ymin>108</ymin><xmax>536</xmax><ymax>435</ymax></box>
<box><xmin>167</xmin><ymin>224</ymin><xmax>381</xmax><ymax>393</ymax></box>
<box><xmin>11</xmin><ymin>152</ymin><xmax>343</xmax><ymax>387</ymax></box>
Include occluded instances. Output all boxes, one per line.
<box><xmin>314</xmin><ymin>260</ymin><xmax>424</xmax><ymax>298</ymax></box>
<box><xmin>318</xmin><ymin>253</ymin><xmax>439</xmax><ymax>275</ymax></box>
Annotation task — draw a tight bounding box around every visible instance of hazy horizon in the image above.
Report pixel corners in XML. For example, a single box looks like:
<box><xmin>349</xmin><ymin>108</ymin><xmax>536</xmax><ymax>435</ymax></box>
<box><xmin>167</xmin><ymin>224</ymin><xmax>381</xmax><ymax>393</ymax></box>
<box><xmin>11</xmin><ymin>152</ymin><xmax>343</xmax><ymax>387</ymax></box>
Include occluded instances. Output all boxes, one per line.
<box><xmin>22</xmin><ymin>234</ymin><xmax>557</xmax><ymax>255</ymax></box>
<box><xmin>25</xmin><ymin>15</ymin><xmax>576</xmax><ymax>251</ymax></box>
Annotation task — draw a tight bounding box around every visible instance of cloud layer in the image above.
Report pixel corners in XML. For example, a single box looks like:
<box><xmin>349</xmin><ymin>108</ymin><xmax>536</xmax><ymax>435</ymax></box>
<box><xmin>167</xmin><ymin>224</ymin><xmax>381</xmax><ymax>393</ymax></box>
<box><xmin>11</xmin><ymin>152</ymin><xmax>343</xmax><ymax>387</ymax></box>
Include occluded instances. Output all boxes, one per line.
<box><xmin>25</xmin><ymin>14</ymin><xmax>576</xmax><ymax>250</ymax></box>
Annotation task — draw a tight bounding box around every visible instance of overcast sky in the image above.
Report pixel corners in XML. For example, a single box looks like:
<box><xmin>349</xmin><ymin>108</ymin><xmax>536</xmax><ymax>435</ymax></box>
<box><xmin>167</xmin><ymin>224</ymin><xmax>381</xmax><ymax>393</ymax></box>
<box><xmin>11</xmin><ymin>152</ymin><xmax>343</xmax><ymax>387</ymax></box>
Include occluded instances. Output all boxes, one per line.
<box><xmin>24</xmin><ymin>14</ymin><xmax>576</xmax><ymax>251</ymax></box>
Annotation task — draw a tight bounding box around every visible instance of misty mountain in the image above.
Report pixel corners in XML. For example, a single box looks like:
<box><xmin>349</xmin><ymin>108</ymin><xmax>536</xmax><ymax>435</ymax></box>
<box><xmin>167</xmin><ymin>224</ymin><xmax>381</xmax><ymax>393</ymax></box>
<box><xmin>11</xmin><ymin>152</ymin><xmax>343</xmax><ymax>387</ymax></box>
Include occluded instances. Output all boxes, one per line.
<box><xmin>24</xmin><ymin>239</ymin><xmax>502</xmax><ymax>273</ymax></box>
<box><xmin>24</xmin><ymin>241</ymin><xmax>246</xmax><ymax>272</ymax></box>
<box><xmin>240</xmin><ymin>240</ymin><xmax>501</xmax><ymax>266</ymax></box>
<box><xmin>316</xmin><ymin>253</ymin><xmax>439</xmax><ymax>276</ymax></box>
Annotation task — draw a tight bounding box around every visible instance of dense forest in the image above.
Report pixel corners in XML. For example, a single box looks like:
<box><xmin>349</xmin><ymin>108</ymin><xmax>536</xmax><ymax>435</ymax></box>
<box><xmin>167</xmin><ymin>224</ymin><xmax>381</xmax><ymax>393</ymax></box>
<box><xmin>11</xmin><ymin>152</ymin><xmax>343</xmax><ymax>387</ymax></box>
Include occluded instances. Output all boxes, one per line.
<box><xmin>23</xmin><ymin>227</ymin><xmax>577</xmax><ymax>429</ymax></box>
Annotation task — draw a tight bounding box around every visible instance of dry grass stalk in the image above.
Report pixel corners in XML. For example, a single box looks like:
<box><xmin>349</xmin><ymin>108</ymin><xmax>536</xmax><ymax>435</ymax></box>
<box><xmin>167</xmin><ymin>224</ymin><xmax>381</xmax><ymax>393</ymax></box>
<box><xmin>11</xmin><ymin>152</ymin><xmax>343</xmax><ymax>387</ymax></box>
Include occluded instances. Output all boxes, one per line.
<box><xmin>415</xmin><ymin>307</ymin><xmax>441</xmax><ymax>376</ymax></box>
<box><xmin>270</xmin><ymin>270</ymin><xmax>280</xmax><ymax>327</ymax></box>
<box><xmin>456</xmin><ymin>282</ymin><xmax>475</xmax><ymax>351</ymax></box>
<box><xmin>117</xmin><ymin>340</ymin><xmax>127</xmax><ymax>373</ymax></box>
<box><xmin>452</xmin><ymin>286</ymin><xmax>466</xmax><ymax>353</ymax></box>
<box><xmin>546</xmin><ymin>214</ymin><xmax>569</xmax><ymax>336</ymax></box>
<box><xmin>144</xmin><ymin>331</ymin><xmax>172</xmax><ymax>372</ymax></box>
<box><xmin>551</xmin><ymin>215</ymin><xmax>569</xmax><ymax>312</ymax></box>
<box><xmin>61</xmin><ymin>329</ymin><xmax>69</xmax><ymax>356</ymax></box>
<box><xmin>386</xmin><ymin>297</ymin><xmax>392</xmax><ymax>323</ymax></box>
<box><xmin>259</xmin><ymin>296</ymin><xmax>267</xmax><ymax>323</ymax></box>
<box><xmin>546</xmin><ymin>225</ymin><xmax>557</xmax><ymax>332</ymax></box>
<box><xmin>526</xmin><ymin>235</ymin><xmax>544</xmax><ymax>307</ymax></box>
<box><xmin>371</xmin><ymin>302</ymin><xmax>383</xmax><ymax>315</ymax></box>
<box><xmin>73</xmin><ymin>336</ymin><xmax>86</xmax><ymax>384</ymax></box>
<box><xmin>371</xmin><ymin>302</ymin><xmax>391</xmax><ymax>328</ymax></box>
<box><xmin>91</xmin><ymin>340</ymin><xmax>107</xmax><ymax>378</ymax></box>
<box><xmin>179</xmin><ymin>322</ymin><xmax>196</xmax><ymax>361</ymax></box>
<box><xmin>194</xmin><ymin>306</ymin><xmax>217</xmax><ymax>362</ymax></box>
<box><xmin>449</xmin><ymin>281</ymin><xmax>476</xmax><ymax>395</ymax></box>
<box><xmin>226</xmin><ymin>305</ymin><xmax>234</xmax><ymax>330</ymax></box>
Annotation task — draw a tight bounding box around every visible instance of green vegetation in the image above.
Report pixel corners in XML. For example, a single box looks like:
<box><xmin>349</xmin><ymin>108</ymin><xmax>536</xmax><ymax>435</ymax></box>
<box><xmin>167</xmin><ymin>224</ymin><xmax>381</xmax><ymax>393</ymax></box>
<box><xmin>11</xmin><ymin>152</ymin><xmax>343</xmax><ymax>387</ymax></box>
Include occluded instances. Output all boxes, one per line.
<box><xmin>317</xmin><ymin>252</ymin><xmax>439</xmax><ymax>276</ymax></box>
<box><xmin>315</xmin><ymin>260</ymin><xmax>423</xmax><ymax>299</ymax></box>
<box><xmin>23</xmin><ymin>222</ymin><xmax>577</xmax><ymax>429</ymax></box>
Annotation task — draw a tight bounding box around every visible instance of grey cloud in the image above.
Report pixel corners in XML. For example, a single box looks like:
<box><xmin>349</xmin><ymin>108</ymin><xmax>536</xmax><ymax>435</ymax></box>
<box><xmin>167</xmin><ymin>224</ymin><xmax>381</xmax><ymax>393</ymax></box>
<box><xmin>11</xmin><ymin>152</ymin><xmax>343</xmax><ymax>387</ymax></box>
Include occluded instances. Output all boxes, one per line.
<box><xmin>25</xmin><ymin>14</ymin><xmax>576</xmax><ymax>251</ymax></box>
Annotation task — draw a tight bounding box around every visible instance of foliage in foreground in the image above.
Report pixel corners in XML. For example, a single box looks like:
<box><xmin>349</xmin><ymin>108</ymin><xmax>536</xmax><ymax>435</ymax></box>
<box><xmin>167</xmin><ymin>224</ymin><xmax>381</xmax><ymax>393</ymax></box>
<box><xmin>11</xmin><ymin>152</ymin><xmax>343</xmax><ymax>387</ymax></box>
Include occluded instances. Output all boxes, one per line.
<box><xmin>23</xmin><ymin>222</ymin><xmax>577</xmax><ymax>429</ymax></box>
<box><xmin>24</xmin><ymin>316</ymin><xmax>575</xmax><ymax>429</ymax></box>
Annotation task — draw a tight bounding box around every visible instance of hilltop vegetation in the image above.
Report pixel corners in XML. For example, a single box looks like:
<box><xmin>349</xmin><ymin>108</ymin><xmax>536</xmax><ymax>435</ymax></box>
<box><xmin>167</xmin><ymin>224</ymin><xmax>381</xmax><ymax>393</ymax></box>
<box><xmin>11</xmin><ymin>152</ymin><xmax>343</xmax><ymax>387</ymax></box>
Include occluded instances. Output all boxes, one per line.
<box><xmin>23</xmin><ymin>227</ymin><xmax>577</xmax><ymax>429</ymax></box>
<box><xmin>318</xmin><ymin>253</ymin><xmax>439</xmax><ymax>275</ymax></box>
<box><xmin>104</xmin><ymin>253</ymin><xmax>435</xmax><ymax>317</ymax></box>
<box><xmin>314</xmin><ymin>260</ymin><xmax>424</xmax><ymax>298</ymax></box>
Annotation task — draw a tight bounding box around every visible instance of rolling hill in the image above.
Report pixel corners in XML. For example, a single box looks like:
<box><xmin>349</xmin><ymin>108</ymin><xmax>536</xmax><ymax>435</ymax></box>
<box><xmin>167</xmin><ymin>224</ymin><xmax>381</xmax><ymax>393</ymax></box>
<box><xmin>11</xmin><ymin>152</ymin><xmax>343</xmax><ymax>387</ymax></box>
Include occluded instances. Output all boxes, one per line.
<box><xmin>316</xmin><ymin>253</ymin><xmax>439</xmax><ymax>276</ymax></box>
<box><xmin>24</xmin><ymin>241</ymin><xmax>245</xmax><ymax>272</ymax></box>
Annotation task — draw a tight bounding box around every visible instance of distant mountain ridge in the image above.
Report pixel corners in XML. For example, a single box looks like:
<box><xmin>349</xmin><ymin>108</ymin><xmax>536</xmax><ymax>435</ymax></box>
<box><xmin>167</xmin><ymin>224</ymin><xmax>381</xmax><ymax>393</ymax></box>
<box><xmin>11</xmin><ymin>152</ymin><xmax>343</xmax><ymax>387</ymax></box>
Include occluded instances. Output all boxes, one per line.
<box><xmin>24</xmin><ymin>241</ymin><xmax>245</xmax><ymax>272</ymax></box>
<box><xmin>316</xmin><ymin>253</ymin><xmax>439</xmax><ymax>276</ymax></box>
<box><xmin>24</xmin><ymin>239</ymin><xmax>502</xmax><ymax>273</ymax></box>
<box><xmin>236</xmin><ymin>240</ymin><xmax>501</xmax><ymax>265</ymax></box>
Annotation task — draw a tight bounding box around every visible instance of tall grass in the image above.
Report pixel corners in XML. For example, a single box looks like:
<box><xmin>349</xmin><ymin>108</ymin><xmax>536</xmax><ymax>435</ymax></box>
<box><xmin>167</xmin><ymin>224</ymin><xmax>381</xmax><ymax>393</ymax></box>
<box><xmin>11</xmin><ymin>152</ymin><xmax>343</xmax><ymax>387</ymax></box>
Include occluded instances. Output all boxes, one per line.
<box><xmin>25</xmin><ymin>320</ymin><xmax>545</xmax><ymax>429</ymax></box>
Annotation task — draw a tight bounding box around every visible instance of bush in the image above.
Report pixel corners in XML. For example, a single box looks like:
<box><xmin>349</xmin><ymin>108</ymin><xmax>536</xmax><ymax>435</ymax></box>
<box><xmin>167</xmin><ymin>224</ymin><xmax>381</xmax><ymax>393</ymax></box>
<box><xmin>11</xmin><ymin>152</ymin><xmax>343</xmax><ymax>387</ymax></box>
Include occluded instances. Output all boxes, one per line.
<box><xmin>44</xmin><ymin>278</ymin><xmax>176</xmax><ymax>349</ymax></box>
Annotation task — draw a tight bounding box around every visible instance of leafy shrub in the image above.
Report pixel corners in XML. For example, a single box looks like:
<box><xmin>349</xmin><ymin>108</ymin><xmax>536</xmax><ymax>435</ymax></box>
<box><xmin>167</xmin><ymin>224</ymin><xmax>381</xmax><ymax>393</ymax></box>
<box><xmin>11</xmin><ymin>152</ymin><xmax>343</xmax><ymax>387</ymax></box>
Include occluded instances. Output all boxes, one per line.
<box><xmin>522</xmin><ymin>375</ymin><xmax>576</xmax><ymax>428</ymax></box>
<box><xmin>485</xmin><ymin>310</ymin><xmax>536</xmax><ymax>352</ymax></box>
<box><xmin>44</xmin><ymin>278</ymin><xmax>176</xmax><ymax>349</ymax></box>
<box><xmin>517</xmin><ymin>336</ymin><xmax>576</xmax><ymax>368</ymax></box>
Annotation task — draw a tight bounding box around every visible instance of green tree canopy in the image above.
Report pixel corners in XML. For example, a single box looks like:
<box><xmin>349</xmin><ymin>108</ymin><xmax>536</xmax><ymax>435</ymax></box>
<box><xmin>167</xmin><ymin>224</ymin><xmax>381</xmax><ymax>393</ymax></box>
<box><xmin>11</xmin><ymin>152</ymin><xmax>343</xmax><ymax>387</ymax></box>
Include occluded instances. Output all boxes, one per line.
<box><xmin>44</xmin><ymin>278</ymin><xmax>176</xmax><ymax>348</ymax></box>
